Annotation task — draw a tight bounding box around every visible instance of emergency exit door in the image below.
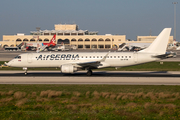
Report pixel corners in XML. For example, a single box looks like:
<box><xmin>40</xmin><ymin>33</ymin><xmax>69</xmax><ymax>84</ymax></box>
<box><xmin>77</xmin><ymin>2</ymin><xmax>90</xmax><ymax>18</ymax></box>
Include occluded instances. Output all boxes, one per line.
<box><xmin>27</xmin><ymin>53</ymin><xmax>33</xmax><ymax>63</ymax></box>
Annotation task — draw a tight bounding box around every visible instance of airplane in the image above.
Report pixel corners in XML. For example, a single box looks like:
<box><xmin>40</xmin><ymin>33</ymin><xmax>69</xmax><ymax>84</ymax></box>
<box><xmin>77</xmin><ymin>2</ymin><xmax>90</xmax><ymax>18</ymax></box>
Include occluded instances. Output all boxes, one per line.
<box><xmin>25</xmin><ymin>35</ymin><xmax>56</xmax><ymax>51</ymax></box>
<box><xmin>5</xmin><ymin>28</ymin><xmax>171</xmax><ymax>76</ymax></box>
<box><xmin>118</xmin><ymin>43</ymin><xmax>151</xmax><ymax>51</ymax></box>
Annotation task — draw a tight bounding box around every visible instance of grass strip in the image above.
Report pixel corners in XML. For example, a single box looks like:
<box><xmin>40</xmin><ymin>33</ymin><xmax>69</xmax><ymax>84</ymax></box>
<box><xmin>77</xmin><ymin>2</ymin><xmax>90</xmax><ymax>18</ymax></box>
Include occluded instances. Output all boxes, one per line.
<box><xmin>0</xmin><ymin>85</ymin><xmax>180</xmax><ymax>119</ymax></box>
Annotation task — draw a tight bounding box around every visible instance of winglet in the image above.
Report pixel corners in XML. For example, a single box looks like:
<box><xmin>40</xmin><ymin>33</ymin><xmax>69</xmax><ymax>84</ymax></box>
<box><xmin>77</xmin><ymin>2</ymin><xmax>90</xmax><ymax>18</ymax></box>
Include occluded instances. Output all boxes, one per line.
<box><xmin>138</xmin><ymin>28</ymin><xmax>171</xmax><ymax>54</ymax></box>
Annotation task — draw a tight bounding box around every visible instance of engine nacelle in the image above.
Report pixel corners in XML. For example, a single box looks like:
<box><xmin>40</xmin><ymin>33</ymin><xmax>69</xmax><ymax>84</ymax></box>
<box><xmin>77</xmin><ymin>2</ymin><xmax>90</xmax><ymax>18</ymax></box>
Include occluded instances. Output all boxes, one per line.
<box><xmin>61</xmin><ymin>64</ymin><xmax>78</xmax><ymax>73</ymax></box>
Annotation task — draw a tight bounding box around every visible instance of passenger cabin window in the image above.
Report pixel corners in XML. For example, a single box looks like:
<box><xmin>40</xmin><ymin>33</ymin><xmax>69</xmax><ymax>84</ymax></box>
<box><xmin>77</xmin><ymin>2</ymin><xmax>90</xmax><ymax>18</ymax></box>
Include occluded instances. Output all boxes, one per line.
<box><xmin>129</xmin><ymin>56</ymin><xmax>131</xmax><ymax>58</ymax></box>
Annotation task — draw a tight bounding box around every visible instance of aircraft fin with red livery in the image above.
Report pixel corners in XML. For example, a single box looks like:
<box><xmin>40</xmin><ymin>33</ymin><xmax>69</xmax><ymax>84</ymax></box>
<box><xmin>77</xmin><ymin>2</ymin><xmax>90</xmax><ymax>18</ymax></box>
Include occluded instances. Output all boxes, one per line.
<box><xmin>49</xmin><ymin>34</ymin><xmax>56</xmax><ymax>44</ymax></box>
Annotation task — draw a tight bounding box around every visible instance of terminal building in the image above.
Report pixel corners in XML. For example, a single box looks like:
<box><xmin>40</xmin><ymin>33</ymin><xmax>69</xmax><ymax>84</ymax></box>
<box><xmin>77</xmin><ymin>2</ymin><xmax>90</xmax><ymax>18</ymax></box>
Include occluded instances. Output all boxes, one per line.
<box><xmin>0</xmin><ymin>24</ymin><xmax>173</xmax><ymax>49</ymax></box>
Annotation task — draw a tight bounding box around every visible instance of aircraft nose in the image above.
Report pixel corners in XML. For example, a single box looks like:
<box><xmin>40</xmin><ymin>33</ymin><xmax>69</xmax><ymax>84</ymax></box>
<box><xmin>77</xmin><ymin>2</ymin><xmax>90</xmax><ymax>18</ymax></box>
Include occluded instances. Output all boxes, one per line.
<box><xmin>5</xmin><ymin>61</ymin><xmax>11</xmax><ymax>66</ymax></box>
<box><xmin>5</xmin><ymin>60</ymin><xmax>14</xmax><ymax>66</ymax></box>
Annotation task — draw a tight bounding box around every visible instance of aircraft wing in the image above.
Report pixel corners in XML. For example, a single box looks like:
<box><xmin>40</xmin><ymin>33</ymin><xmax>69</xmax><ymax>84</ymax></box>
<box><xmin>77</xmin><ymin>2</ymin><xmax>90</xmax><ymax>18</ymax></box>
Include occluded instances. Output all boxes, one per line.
<box><xmin>73</xmin><ymin>52</ymin><xmax>110</xmax><ymax>69</ymax></box>
<box><xmin>76</xmin><ymin>61</ymin><xmax>101</xmax><ymax>69</ymax></box>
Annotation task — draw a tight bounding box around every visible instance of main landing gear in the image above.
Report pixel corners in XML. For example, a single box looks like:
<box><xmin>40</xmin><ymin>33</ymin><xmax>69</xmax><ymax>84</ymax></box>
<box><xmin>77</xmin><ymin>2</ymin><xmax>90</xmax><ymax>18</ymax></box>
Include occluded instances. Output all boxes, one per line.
<box><xmin>23</xmin><ymin>67</ymin><xmax>28</xmax><ymax>75</ymax></box>
<box><xmin>87</xmin><ymin>69</ymin><xmax>92</xmax><ymax>76</ymax></box>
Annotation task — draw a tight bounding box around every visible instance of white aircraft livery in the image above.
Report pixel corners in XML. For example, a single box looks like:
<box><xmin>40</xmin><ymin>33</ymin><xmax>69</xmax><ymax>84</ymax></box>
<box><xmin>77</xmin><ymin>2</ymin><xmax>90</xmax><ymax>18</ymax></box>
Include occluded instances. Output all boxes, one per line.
<box><xmin>6</xmin><ymin>28</ymin><xmax>171</xmax><ymax>76</ymax></box>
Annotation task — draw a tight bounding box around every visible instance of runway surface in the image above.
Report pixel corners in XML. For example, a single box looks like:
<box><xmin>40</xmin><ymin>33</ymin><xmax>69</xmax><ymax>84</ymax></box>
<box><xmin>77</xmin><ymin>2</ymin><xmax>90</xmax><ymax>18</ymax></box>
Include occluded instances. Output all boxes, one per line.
<box><xmin>0</xmin><ymin>71</ymin><xmax>180</xmax><ymax>85</ymax></box>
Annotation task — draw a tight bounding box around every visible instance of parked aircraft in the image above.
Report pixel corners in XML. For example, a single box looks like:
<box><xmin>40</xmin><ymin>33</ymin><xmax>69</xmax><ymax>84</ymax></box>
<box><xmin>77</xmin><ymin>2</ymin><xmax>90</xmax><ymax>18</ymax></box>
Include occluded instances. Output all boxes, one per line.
<box><xmin>26</xmin><ymin>35</ymin><xmax>56</xmax><ymax>51</ymax></box>
<box><xmin>6</xmin><ymin>28</ymin><xmax>171</xmax><ymax>76</ymax></box>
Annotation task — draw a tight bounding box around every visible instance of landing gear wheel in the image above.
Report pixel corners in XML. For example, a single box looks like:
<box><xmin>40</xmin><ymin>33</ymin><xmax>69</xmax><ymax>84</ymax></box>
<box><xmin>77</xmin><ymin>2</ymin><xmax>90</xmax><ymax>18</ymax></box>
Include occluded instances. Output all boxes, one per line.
<box><xmin>25</xmin><ymin>72</ymin><xmax>27</xmax><ymax>75</ymax></box>
<box><xmin>87</xmin><ymin>70</ymin><xmax>92</xmax><ymax>76</ymax></box>
<box><xmin>23</xmin><ymin>67</ymin><xmax>28</xmax><ymax>76</ymax></box>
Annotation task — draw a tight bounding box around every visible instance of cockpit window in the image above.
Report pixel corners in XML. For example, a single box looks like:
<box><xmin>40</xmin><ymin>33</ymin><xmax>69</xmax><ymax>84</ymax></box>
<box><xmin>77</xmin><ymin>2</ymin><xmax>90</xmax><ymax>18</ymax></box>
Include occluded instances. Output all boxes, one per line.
<box><xmin>15</xmin><ymin>56</ymin><xmax>21</xmax><ymax>59</ymax></box>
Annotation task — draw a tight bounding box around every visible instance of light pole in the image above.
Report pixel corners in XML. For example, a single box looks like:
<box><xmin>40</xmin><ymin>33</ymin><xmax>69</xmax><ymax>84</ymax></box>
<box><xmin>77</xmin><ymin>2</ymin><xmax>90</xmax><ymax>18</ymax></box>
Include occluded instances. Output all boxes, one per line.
<box><xmin>172</xmin><ymin>2</ymin><xmax>178</xmax><ymax>41</ymax></box>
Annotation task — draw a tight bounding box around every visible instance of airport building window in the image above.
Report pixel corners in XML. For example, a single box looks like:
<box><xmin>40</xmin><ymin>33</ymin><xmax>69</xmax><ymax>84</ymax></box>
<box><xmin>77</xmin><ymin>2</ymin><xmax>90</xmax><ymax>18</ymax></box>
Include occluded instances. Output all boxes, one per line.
<box><xmin>63</xmin><ymin>39</ymin><xmax>70</xmax><ymax>44</ymax></box>
<box><xmin>44</xmin><ymin>33</ymin><xmax>49</xmax><ymax>35</ymax></box>
<box><xmin>58</xmin><ymin>33</ymin><xmax>63</xmax><ymax>35</ymax></box>
<box><xmin>16</xmin><ymin>39</ymin><xmax>22</xmax><ymax>42</ymax></box>
<box><xmin>105</xmin><ymin>45</ymin><xmax>111</xmax><ymax>48</ymax></box>
<box><xmin>78</xmin><ymin>45</ymin><xmax>83</xmax><ymax>48</ymax></box>
<box><xmin>30</xmin><ymin>39</ymin><xmax>35</xmax><ymax>42</ymax></box>
<box><xmin>105</xmin><ymin>38</ymin><xmax>111</xmax><ymax>41</ymax></box>
<box><xmin>92</xmin><ymin>38</ymin><xmax>97</xmax><ymax>41</ymax></box>
<box><xmin>51</xmin><ymin>33</ymin><xmax>56</xmax><ymax>35</ymax></box>
<box><xmin>98</xmin><ymin>38</ymin><xmax>104</xmax><ymax>41</ymax></box>
<box><xmin>85</xmin><ymin>38</ymin><xmax>90</xmax><ymax>41</ymax></box>
<box><xmin>98</xmin><ymin>45</ymin><xmax>104</xmax><ymax>49</ymax></box>
<box><xmin>91</xmin><ymin>45</ymin><xmax>97</xmax><ymax>49</ymax></box>
<box><xmin>44</xmin><ymin>39</ymin><xmax>49</xmax><ymax>42</ymax></box>
<box><xmin>23</xmin><ymin>39</ymin><xmax>28</xmax><ymax>42</ymax></box>
<box><xmin>65</xmin><ymin>33</ymin><xmax>70</xmax><ymax>35</ymax></box>
<box><xmin>3</xmin><ymin>45</ymin><xmax>8</xmax><ymax>48</ymax></box>
<box><xmin>78</xmin><ymin>33</ymin><xmax>84</xmax><ymax>35</ymax></box>
<box><xmin>78</xmin><ymin>39</ymin><xmax>83</xmax><ymax>41</ymax></box>
<box><xmin>38</xmin><ymin>39</ymin><xmax>42</xmax><ymax>42</ymax></box>
<box><xmin>71</xmin><ymin>39</ymin><xmax>76</xmax><ymax>41</ymax></box>
<box><xmin>85</xmin><ymin>45</ymin><xmax>90</xmax><ymax>48</ymax></box>
<box><xmin>57</xmin><ymin>39</ymin><xmax>70</xmax><ymax>44</ymax></box>
<box><xmin>71</xmin><ymin>33</ymin><xmax>77</xmax><ymax>35</ymax></box>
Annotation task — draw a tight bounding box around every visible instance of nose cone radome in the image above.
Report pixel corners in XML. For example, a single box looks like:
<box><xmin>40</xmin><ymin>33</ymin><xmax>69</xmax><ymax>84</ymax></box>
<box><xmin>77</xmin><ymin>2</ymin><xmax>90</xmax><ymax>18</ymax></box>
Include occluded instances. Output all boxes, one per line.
<box><xmin>5</xmin><ymin>61</ymin><xmax>12</xmax><ymax>66</ymax></box>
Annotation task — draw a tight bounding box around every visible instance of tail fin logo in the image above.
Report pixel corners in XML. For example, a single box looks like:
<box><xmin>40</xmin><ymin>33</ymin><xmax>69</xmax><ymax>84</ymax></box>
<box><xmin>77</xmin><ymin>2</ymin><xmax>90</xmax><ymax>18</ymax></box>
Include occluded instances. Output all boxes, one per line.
<box><xmin>50</xmin><ymin>35</ymin><xmax>56</xmax><ymax>44</ymax></box>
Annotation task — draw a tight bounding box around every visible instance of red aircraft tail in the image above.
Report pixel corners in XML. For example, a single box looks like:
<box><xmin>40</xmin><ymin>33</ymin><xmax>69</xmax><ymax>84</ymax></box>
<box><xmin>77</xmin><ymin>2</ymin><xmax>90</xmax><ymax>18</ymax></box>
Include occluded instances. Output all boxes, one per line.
<box><xmin>49</xmin><ymin>34</ymin><xmax>56</xmax><ymax>44</ymax></box>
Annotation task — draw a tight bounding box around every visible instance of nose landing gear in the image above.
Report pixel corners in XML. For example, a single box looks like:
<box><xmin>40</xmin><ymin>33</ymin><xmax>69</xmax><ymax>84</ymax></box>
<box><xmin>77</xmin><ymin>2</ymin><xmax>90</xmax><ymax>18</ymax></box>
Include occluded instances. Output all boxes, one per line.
<box><xmin>23</xmin><ymin>67</ymin><xmax>28</xmax><ymax>75</ymax></box>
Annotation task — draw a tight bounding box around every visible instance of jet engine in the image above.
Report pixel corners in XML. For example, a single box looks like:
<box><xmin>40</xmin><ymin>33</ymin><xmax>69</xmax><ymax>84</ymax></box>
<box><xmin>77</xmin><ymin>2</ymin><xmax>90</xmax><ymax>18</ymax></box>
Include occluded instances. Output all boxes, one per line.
<box><xmin>61</xmin><ymin>64</ymin><xmax>78</xmax><ymax>73</ymax></box>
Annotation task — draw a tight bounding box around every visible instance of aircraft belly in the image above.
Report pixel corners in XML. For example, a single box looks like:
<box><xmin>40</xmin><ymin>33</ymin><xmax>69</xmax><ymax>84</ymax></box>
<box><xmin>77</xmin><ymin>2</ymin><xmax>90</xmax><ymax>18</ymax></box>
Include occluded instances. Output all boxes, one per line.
<box><xmin>106</xmin><ymin>59</ymin><xmax>135</xmax><ymax>67</ymax></box>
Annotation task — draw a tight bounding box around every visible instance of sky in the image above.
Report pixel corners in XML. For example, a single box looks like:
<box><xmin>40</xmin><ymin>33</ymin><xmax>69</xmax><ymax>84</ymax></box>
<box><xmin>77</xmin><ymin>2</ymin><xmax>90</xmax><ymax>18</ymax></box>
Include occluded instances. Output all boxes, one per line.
<box><xmin>0</xmin><ymin>0</ymin><xmax>179</xmax><ymax>41</ymax></box>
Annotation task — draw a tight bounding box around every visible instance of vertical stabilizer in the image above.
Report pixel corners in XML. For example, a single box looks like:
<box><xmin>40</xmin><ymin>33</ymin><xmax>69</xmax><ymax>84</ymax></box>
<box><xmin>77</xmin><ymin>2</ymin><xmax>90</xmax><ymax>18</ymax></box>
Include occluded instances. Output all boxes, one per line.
<box><xmin>50</xmin><ymin>34</ymin><xmax>56</xmax><ymax>44</ymax></box>
<box><xmin>138</xmin><ymin>28</ymin><xmax>171</xmax><ymax>54</ymax></box>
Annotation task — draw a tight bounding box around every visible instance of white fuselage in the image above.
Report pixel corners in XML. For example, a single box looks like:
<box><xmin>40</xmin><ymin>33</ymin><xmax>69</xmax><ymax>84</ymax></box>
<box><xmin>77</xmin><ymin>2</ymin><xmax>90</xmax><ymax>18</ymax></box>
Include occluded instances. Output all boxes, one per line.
<box><xmin>7</xmin><ymin>51</ymin><xmax>159</xmax><ymax>68</ymax></box>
